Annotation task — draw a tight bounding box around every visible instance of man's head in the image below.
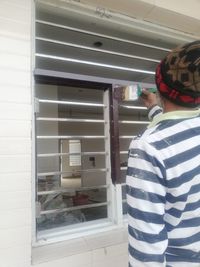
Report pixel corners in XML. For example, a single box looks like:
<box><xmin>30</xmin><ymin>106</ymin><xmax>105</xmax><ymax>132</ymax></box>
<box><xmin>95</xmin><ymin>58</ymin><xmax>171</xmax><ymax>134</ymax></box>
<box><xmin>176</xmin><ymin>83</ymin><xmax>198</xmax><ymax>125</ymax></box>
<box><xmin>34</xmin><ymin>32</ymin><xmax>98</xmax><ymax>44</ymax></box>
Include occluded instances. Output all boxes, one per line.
<box><xmin>155</xmin><ymin>40</ymin><xmax>200</xmax><ymax>108</ymax></box>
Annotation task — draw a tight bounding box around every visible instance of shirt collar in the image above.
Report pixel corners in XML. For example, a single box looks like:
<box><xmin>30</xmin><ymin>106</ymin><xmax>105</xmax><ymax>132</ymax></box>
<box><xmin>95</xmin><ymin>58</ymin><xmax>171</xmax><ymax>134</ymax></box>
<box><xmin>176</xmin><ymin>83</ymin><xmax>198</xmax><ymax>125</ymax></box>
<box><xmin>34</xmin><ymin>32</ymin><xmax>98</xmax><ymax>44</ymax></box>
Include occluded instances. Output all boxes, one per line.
<box><xmin>148</xmin><ymin>109</ymin><xmax>200</xmax><ymax>128</ymax></box>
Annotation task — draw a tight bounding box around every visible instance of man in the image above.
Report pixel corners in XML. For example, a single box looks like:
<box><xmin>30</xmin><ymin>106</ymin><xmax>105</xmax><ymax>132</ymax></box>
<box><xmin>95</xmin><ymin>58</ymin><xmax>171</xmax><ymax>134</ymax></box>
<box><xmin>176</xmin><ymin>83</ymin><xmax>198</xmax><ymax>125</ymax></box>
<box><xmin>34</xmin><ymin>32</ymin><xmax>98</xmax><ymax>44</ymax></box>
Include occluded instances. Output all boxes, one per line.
<box><xmin>126</xmin><ymin>41</ymin><xmax>200</xmax><ymax>267</ymax></box>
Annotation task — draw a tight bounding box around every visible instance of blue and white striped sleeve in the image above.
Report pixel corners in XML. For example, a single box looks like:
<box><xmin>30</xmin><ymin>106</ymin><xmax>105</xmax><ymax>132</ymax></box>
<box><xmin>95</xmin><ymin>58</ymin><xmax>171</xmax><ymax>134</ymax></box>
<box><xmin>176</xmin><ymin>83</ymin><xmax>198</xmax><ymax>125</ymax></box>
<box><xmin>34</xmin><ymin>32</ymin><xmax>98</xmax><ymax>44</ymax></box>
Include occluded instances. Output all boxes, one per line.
<box><xmin>126</xmin><ymin>138</ymin><xmax>167</xmax><ymax>267</ymax></box>
<box><xmin>148</xmin><ymin>105</ymin><xmax>163</xmax><ymax>121</ymax></box>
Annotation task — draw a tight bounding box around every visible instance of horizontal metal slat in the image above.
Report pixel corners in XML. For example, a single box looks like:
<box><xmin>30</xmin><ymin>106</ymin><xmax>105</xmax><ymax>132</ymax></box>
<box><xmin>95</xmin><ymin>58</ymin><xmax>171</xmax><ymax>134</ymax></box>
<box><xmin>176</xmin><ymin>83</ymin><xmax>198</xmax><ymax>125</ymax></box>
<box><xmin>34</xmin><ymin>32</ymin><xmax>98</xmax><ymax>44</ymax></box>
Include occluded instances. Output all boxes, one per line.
<box><xmin>36</xmin><ymin>117</ymin><xmax>105</xmax><ymax>123</ymax></box>
<box><xmin>119</xmin><ymin>120</ymin><xmax>149</xmax><ymax>124</ymax></box>
<box><xmin>37</xmin><ymin>184</ymin><xmax>108</xmax><ymax>196</ymax></box>
<box><xmin>38</xmin><ymin>168</ymin><xmax>107</xmax><ymax>177</ymax></box>
<box><xmin>120</xmin><ymin>105</ymin><xmax>147</xmax><ymax>110</ymax></box>
<box><xmin>38</xmin><ymin>99</ymin><xmax>104</xmax><ymax>107</ymax></box>
<box><xmin>120</xmin><ymin>151</ymin><xmax>128</xmax><ymax>155</ymax></box>
<box><xmin>37</xmin><ymin>135</ymin><xmax>106</xmax><ymax>139</ymax></box>
<box><xmin>37</xmin><ymin>151</ymin><xmax>107</xmax><ymax>158</ymax></box>
<box><xmin>36</xmin><ymin>53</ymin><xmax>155</xmax><ymax>75</ymax></box>
<box><xmin>36</xmin><ymin>36</ymin><xmax>160</xmax><ymax>63</ymax></box>
<box><xmin>40</xmin><ymin>202</ymin><xmax>109</xmax><ymax>215</ymax></box>
<box><xmin>36</xmin><ymin>19</ymin><xmax>170</xmax><ymax>52</ymax></box>
<box><xmin>119</xmin><ymin>136</ymin><xmax>136</xmax><ymax>139</ymax></box>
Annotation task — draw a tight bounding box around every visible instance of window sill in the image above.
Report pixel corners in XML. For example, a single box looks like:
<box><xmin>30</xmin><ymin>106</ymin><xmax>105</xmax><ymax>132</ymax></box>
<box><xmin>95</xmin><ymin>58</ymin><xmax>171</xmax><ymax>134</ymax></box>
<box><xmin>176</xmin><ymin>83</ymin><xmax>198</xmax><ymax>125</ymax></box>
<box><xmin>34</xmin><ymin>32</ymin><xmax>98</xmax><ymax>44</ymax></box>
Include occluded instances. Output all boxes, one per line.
<box><xmin>32</xmin><ymin>222</ymin><xmax>128</xmax><ymax>265</ymax></box>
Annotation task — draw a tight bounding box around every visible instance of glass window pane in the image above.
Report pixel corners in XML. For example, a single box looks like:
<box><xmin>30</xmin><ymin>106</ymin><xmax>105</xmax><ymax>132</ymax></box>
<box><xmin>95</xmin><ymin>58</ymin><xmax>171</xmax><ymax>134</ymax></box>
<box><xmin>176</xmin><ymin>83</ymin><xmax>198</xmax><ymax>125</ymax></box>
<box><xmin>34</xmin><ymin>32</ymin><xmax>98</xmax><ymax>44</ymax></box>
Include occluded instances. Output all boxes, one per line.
<box><xmin>35</xmin><ymin>84</ymin><xmax>111</xmax><ymax>234</ymax></box>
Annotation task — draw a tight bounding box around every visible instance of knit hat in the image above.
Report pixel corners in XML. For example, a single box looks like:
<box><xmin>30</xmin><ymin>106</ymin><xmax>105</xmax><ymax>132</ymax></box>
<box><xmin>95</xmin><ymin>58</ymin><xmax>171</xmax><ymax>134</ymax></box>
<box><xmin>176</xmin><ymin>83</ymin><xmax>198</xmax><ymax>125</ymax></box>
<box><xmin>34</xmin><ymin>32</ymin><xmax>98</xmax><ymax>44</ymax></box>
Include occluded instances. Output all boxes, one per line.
<box><xmin>155</xmin><ymin>40</ymin><xmax>200</xmax><ymax>107</ymax></box>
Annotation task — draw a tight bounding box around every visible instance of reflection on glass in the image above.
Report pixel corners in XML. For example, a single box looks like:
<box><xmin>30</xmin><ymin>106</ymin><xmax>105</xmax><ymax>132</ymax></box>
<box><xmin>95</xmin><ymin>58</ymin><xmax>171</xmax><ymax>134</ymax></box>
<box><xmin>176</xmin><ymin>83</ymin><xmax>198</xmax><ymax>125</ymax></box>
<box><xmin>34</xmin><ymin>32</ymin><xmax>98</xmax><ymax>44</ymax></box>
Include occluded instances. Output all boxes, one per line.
<box><xmin>37</xmin><ymin>188</ymin><xmax>107</xmax><ymax>230</ymax></box>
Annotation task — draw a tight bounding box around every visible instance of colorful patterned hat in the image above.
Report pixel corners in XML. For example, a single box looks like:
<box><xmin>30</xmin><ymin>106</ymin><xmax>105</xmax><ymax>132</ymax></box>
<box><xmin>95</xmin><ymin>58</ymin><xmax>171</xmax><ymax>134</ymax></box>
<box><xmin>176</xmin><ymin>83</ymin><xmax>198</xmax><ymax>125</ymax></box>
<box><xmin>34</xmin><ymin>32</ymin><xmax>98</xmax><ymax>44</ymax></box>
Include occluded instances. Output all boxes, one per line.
<box><xmin>155</xmin><ymin>40</ymin><xmax>200</xmax><ymax>107</ymax></box>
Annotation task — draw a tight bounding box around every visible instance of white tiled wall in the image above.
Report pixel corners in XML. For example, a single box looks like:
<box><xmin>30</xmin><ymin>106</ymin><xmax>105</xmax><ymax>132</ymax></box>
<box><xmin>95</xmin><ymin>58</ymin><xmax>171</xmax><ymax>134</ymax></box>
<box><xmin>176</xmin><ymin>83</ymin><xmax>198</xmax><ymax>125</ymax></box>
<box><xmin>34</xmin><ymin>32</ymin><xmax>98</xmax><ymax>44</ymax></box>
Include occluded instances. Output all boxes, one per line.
<box><xmin>34</xmin><ymin>244</ymin><xmax>128</xmax><ymax>267</ymax></box>
<box><xmin>0</xmin><ymin>1</ymin><xmax>32</xmax><ymax>267</ymax></box>
<box><xmin>33</xmin><ymin>243</ymin><xmax>128</xmax><ymax>267</ymax></box>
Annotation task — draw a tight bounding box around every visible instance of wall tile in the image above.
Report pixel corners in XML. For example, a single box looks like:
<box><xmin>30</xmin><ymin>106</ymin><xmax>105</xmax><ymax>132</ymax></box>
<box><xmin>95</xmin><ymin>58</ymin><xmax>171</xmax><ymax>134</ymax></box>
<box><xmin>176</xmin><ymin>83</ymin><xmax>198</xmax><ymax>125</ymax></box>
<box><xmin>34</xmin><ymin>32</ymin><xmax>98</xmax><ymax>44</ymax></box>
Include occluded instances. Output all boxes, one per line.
<box><xmin>0</xmin><ymin>226</ymin><xmax>31</xmax><ymax>249</ymax></box>
<box><xmin>0</xmin><ymin>173</ymin><xmax>31</xmax><ymax>192</ymax></box>
<box><xmin>0</xmin><ymin>121</ymin><xmax>31</xmax><ymax>137</ymax></box>
<box><xmin>0</xmin><ymin>191</ymin><xmax>31</xmax><ymax>211</ymax></box>
<box><xmin>0</xmin><ymin>86</ymin><xmax>31</xmax><ymax>104</ymax></box>
<box><xmin>34</xmin><ymin>252</ymin><xmax>92</xmax><ymax>267</ymax></box>
<box><xmin>0</xmin><ymin>208</ymin><xmax>31</xmax><ymax>229</ymax></box>
<box><xmin>0</xmin><ymin>2</ymin><xmax>30</xmax><ymax>23</ymax></box>
<box><xmin>0</xmin><ymin>17</ymin><xmax>30</xmax><ymax>39</ymax></box>
<box><xmin>1</xmin><ymin>0</ymin><xmax>31</xmax><ymax>10</ymax></box>
<box><xmin>0</xmin><ymin>36</ymin><xmax>30</xmax><ymax>56</ymax></box>
<box><xmin>0</xmin><ymin>53</ymin><xmax>30</xmax><ymax>71</ymax></box>
<box><xmin>0</xmin><ymin>155</ymin><xmax>31</xmax><ymax>173</ymax></box>
<box><xmin>0</xmin><ymin>139</ymin><xmax>31</xmax><ymax>155</ymax></box>
<box><xmin>0</xmin><ymin>245</ymin><xmax>31</xmax><ymax>267</ymax></box>
<box><xmin>0</xmin><ymin>103</ymin><xmax>31</xmax><ymax>120</ymax></box>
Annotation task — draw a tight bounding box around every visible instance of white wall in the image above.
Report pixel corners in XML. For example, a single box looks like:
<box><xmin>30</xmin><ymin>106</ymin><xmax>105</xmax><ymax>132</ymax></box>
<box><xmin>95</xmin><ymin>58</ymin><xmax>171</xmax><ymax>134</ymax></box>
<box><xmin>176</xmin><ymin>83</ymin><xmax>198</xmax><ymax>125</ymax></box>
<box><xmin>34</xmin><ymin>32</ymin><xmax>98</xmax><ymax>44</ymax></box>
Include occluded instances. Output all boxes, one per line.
<box><xmin>82</xmin><ymin>0</ymin><xmax>200</xmax><ymax>38</ymax></box>
<box><xmin>0</xmin><ymin>2</ymin><xmax>128</xmax><ymax>267</ymax></box>
<box><xmin>33</xmin><ymin>242</ymin><xmax>128</xmax><ymax>267</ymax></box>
<box><xmin>0</xmin><ymin>1</ymin><xmax>32</xmax><ymax>267</ymax></box>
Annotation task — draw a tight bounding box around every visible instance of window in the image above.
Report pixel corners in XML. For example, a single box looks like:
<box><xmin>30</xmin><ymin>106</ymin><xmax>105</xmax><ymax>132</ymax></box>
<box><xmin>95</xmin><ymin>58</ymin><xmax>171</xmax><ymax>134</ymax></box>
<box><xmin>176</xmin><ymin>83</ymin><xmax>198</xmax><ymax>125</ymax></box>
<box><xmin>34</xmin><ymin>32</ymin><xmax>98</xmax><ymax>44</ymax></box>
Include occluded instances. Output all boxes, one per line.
<box><xmin>33</xmin><ymin>0</ymin><xmax>180</xmax><ymax>242</ymax></box>
<box><xmin>68</xmin><ymin>140</ymin><xmax>81</xmax><ymax>167</ymax></box>
<box><xmin>35</xmin><ymin>80</ymin><xmax>114</xmax><ymax>239</ymax></box>
<box><xmin>34</xmin><ymin>75</ymin><xmax>151</xmax><ymax>239</ymax></box>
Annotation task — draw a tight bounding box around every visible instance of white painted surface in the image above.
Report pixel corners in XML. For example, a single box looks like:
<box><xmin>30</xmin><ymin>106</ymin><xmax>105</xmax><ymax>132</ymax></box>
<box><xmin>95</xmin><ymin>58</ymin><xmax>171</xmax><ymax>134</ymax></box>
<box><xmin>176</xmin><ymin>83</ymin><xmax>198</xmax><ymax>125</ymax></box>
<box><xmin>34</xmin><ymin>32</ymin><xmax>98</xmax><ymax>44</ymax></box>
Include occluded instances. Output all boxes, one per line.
<box><xmin>83</xmin><ymin>0</ymin><xmax>200</xmax><ymax>37</ymax></box>
<box><xmin>0</xmin><ymin>1</ymin><xmax>32</xmax><ymax>267</ymax></box>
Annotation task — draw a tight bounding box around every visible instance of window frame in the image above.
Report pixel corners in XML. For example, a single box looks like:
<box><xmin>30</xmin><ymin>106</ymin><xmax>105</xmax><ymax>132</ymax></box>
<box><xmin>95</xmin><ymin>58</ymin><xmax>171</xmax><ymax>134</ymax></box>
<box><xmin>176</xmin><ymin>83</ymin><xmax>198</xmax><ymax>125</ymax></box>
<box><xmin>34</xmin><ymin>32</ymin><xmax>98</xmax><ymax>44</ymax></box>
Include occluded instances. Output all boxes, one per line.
<box><xmin>32</xmin><ymin>68</ymin><xmax>153</xmax><ymax>245</ymax></box>
<box><xmin>33</xmin><ymin>69</ymin><xmax>116</xmax><ymax>244</ymax></box>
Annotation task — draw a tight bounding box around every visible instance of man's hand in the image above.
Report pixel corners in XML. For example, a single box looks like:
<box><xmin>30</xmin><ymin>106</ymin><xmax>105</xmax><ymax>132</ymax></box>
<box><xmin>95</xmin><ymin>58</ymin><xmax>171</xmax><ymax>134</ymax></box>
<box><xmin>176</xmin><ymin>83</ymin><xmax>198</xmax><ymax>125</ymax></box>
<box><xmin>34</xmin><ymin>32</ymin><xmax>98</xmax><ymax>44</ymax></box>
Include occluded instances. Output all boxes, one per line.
<box><xmin>140</xmin><ymin>88</ymin><xmax>159</xmax><ymax>109</ymax></box>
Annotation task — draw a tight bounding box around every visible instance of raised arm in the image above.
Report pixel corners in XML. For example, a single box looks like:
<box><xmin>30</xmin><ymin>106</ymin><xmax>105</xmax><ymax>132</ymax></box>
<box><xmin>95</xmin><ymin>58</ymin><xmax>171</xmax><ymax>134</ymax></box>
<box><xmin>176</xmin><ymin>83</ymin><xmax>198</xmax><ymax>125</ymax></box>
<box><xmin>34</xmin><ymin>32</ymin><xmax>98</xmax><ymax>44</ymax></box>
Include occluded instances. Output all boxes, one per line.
<box><xmin>140</xmin><ymin>89</ymin><xmax>163</xmax><ymax>121</ymax></box>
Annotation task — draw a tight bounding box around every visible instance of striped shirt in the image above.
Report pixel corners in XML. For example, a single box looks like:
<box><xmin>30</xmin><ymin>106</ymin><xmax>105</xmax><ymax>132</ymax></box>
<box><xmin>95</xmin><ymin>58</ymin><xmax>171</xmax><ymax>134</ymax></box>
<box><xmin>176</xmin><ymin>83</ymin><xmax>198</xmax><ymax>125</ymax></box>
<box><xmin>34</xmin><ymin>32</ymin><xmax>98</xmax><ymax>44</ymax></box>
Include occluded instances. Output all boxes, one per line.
<box><xmin>126</xmin><ymin>108</ymin><xmax>200</xmax><ymax>267</ymax></box>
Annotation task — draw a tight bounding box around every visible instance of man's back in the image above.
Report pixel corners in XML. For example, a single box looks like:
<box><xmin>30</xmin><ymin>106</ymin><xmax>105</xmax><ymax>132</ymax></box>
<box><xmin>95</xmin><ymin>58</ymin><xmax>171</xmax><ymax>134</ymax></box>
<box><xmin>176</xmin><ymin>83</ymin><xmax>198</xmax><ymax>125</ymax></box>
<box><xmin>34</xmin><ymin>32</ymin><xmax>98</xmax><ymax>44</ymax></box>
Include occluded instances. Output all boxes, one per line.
<box><xmin>126</xmin><ymin>110</ymin><xmax>200</xmax><ymax>266</ymax></box>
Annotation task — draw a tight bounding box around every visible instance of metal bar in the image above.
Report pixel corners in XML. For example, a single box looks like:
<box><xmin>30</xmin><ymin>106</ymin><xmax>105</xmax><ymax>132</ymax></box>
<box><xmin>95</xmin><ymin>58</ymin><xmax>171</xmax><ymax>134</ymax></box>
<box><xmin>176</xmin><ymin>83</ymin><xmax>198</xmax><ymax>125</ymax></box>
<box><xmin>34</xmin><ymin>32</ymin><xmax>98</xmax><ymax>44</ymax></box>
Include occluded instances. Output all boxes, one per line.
<box><xmin>110</xmin><ymin>86</ymin><xmax>121</xmax><ymax>183</ymax></box>
<box><xmin>34</xmin><ymin>68</ymin><xmax>155</xmax><ymax>89</ymax></box>
<box><xmin>119</xmin><ymin>120</ymin><xmax>149</xmax><ymax>124</ymax></box>
<box><xmin>36</xmin><ymin>53</ymin><xmax>155</xmax><ymax>75</ymax></box>
<box><xmin>115</xmin><ymin>184</ymin><xmax>123</xmax><ymax>224</ymax></box>
<box><xmin>120</xmin><ymin>105</ymin><xmax>147</xmax><ymax>110</ymax></box>
<box><xmin>37</xmin><ymin>151</ymin><xmax>107</xmax><ymax>157</ymax></box>
<box><xmin>119</xmin><ymin>136</ymin><xmax>136</xmax><ymax>139</ymax></box>
<box><xmin>37</xmin><ymin>185</ymin><xmax>108</xmax><ymax>196</ymax></box>
<box><xmin>38</xmin><ymin>99</ymin><xmax>104</xmax><ymax>107</ymax></box>
<box><xmin>103</xmin><ymin>89</ymin><xmax>114</xmax><ymax>220</ymax></box>
<box><xmin>36</xmin><ymin>117</ymin><xmax>105</xmax><ymax>123</ymax></box>
<box><xmin>38</xmin><ymin>168</ymin><xmax>107</xmax><ymax>177</ymax></box>
<box><xmin>40</xmin><ymin>202</ymin><xmax>109</xmax><ymax>215</ymax></box>
<box><xmin>36</xmin><ymin>36</ymin><xmax>160</xmax><ymax>63</ymax></box>
<box><xmin>120</xmin><ymin>151</ymin><xmax>128</xmax><ymax>155</ymax></box>
<box><xmin>120</xmin><ymin>167</ymin><xmax>127</xmax><ymax>171</ymax></box>
<box><xmin>36</xmin><ymin>19</ymin><xmax>170</xmax><ymax>52</ymax></box>
<box><xmin>37</xmin><ymin>135</ymin><xmax>106</xmax><ymax>139</ymax></box>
